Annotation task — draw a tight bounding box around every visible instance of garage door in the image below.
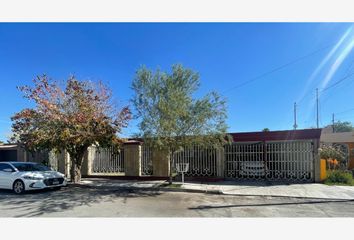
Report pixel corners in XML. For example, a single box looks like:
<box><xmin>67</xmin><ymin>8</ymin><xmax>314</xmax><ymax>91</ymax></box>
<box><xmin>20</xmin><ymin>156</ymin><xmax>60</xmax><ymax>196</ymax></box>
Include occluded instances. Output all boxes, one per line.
<box><xmin>225</xmin><ymin>140</ymin><xmax>314</xmax><ymax>181</ymax></box>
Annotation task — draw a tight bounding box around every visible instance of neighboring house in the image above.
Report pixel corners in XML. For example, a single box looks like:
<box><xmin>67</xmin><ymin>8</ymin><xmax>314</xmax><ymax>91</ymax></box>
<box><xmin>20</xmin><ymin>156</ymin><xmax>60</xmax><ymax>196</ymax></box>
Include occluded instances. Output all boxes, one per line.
<box><xmin>320</xmin><ymin>129</ymin><xmax>354</xmax><ymax>170</ymax></box>
<box><xmin>0</xmin><ymin>144</ymin><xmax>26</xmax><ymax>162</ymax></box>
<box><xmin>0</xmin><ymin>143</ymin><xmax>49</xmax><ymax>163</ymax></box>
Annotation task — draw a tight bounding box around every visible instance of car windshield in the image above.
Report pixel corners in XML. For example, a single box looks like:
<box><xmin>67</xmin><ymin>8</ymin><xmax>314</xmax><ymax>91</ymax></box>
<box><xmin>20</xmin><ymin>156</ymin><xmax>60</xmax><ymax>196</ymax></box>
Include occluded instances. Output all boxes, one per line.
<box><xmin>12</xmin><ymin>163</ymin><xmax>51</xmax><ymax>172</ymax></box>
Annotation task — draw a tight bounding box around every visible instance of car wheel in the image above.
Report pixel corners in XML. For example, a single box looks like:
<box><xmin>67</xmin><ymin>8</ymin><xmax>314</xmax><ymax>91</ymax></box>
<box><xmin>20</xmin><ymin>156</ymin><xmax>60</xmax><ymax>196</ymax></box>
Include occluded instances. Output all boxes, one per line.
<box><xmin>13</xmin><ymin>180</ymin><xmax>25</xmax><ymax>194</ymax></box>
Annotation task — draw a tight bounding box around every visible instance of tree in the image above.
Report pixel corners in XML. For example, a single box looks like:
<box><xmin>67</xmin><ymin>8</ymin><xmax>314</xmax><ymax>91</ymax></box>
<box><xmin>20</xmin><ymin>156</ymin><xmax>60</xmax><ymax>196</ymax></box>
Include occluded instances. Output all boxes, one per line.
<box><xmin>0</xmin><ymin>140</ymin><xmax>4</xmax><ymax>145</ymax></box>
<box><xmin>319</xmin><ymin>144</ymin><xmax>345</xmax><ymax>170</ymax></box>
<box><xmin>262</xmin><ymin>128</ymin><xmax>270</xmax><ymax>132</ymax></box>
<box><xmin>11</xmin><ymin>75</ymin><xmax>131</xmax><ymax>183</ymax></box>
<box><xmin>132</xmin><ymin>64</ymin><xmax>230</xmax><ymax>184</ymax></box>
<box><xmin>329</xmin><ymin>121</ymin><xmax>354</xmax><ymax>133</ymax></box>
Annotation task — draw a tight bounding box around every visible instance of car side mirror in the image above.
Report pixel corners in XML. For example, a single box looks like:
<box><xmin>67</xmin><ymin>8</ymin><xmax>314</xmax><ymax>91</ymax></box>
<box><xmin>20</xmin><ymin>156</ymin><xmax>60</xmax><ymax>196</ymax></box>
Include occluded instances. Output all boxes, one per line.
<box><xmin>2</xmin><ymin>168</ymin><xmax>14</xmax><ymax>173</ymax></box>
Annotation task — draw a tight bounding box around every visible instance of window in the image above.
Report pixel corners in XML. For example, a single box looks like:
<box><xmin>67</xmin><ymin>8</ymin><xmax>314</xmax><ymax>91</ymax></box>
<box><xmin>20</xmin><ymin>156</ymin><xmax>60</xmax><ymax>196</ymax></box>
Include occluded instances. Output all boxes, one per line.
<box><xmin>0</xmin><ymin>163</ymin><xmax>12</xmax><ymax>171</ymax></box>
<box><xmin>11</xmin><ymin>163</ymin><xmax>50</xmax><ymax>172</ymax></box>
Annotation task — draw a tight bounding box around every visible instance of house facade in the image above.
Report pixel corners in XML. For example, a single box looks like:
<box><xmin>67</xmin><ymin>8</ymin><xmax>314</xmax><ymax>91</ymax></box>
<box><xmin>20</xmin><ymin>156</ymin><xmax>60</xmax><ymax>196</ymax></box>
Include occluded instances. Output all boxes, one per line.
<box><xmin>320</xmin><ymin>130</ymin><xmax>354</xmax><ymax>170</ymax></box>
<box><xmin>0</xmin><ymin>128</ymin><xmax>323</xmax><ymax>182</ymax></box>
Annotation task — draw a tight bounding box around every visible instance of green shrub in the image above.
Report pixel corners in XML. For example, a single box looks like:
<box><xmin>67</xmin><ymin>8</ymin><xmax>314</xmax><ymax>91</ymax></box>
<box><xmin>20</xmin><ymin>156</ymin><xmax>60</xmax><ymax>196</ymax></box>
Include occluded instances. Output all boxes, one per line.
<box><xmin>324</xmin><ymin>170</ymin><xmax>354</xmax><ymax>185</ymax></box>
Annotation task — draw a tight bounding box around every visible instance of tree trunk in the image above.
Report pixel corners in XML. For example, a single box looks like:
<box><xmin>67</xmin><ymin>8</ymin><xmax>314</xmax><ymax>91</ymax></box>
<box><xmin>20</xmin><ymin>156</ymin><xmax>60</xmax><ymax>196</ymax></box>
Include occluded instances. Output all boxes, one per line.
<box><xmin>70</xmin><ymin>161</ymin><xmax>82</xmax><ymax>183</ymax></box>
<box><xmin>69</xmin><ymin>150</ymin><xmax>85</xmax><ymax>183</ymax></box>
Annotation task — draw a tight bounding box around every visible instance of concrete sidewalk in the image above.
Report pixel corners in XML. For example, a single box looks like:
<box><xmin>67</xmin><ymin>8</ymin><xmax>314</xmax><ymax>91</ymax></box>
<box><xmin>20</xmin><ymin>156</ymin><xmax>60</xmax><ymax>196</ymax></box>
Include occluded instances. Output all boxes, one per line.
<box><xmin>183</xmin><ymin>181</ymin><xmax>354</xmax><ymax>199</ymax></box>
<box><xmin>77</xmin><ymin>178</ymin><xmax>354</xmax><ymax>200</ymax></box>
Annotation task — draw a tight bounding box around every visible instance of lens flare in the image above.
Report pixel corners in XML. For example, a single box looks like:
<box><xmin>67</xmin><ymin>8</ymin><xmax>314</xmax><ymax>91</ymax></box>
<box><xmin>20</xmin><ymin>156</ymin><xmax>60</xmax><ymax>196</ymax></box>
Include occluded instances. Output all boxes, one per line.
<box><xmin>301</xmin><ymin>25</ymin><xmax>354</xmax><ymax>126</ymax></box>
<box><xmin>320</xmin><ymin>28</ymin><xmax>354</xmax><ymax>90</ymax></box>
<box><xmin>298</xmin><ymin>26</ymin><xmax>353</xmax><ymax>103</ymax></box>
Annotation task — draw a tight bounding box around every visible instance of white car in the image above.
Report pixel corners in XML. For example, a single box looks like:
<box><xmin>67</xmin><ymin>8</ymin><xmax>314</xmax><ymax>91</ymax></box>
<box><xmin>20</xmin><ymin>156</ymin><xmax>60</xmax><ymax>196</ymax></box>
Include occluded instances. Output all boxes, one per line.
<box><xmin>0</xmin><ymin>162</ymin><xmax>67</xmax><ymax>194</ymax></box>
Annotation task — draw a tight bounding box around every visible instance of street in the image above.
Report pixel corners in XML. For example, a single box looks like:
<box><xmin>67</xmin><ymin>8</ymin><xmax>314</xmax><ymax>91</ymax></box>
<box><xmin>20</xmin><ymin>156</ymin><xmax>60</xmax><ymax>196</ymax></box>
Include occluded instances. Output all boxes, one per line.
<box><xmin>0</xmin><ymin>185</ymin><xmax>354</xmax><ymax>217</ymax></box>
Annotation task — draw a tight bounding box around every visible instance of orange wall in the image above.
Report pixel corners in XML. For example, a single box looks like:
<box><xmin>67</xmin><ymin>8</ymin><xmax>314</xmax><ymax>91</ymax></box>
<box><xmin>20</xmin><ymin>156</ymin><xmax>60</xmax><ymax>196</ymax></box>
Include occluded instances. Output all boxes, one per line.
<box><xmin>320</xmin><ymin>159</ymin><xmax>327</xmax><ymax>181</ymax></box>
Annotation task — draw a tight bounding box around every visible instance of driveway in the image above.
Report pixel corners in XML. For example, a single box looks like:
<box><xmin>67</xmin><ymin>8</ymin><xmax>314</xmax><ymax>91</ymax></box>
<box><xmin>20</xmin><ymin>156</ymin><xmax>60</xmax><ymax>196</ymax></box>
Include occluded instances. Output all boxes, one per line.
<box><xmin>1</xmin><ymin>185</ymin><xmax>354</xmax><ymax>217</ymax></box>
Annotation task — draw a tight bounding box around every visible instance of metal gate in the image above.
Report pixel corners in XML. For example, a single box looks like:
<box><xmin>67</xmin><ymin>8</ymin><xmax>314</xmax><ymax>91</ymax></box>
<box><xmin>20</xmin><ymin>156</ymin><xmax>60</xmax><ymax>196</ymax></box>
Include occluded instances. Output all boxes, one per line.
<box><xmin>92</xmin><ymin>146</ymin><xmax>124</xmax><ymax>174</ymax></box>
<box><xmin>173</xmin><ymin>145</ymin><xmax>217</xmax><ymax>177</ymax></box>
<box><xmin>141</xmin><ymin>145</ymin><xmax>153</xmax><ymax>175</ymax></box>
<box><xmin>225</xmin><ymin>140</ymin><xmax>314</xmax><ymax>181</ymax></box>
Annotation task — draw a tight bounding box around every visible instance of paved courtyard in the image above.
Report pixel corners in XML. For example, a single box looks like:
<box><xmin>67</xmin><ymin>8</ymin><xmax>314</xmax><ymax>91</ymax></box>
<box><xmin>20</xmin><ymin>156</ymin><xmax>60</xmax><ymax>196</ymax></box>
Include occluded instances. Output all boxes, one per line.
<box><xmin>1</xmin><ymin>184</ymin><xmax>354</xmax><ymax>217</ymax></box>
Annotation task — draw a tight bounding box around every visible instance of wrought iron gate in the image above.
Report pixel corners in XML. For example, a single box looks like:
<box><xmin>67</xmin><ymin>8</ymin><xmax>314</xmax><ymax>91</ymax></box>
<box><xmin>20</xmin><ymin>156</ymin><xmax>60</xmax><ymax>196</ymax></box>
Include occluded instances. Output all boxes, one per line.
<box><xmin>225</xmin><ymin>142</ymin><xmax>264</xmax><ymax>179</ymax></box>
<box><xmin>225</xmin><ymin>140</ymin><xmax>314</xmax><ymax>181</ymax></box>
<box><xmin>173</xmin><ymin>145</ymin><xmax>217</xmax><ymax>177</ymax></box>
<box><xmin>141</xmin><ymin>145</ymin><xmax>153</xmax><ymax>175</ymax></box>
<box><xmin>92</xmin><ymin>146</ymin><xmax>124</xmax><ymax>174</ymax></box>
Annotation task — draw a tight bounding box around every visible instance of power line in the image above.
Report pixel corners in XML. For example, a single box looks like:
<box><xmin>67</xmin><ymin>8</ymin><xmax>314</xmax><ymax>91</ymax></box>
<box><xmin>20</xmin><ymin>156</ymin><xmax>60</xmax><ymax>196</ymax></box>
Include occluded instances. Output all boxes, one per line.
<box><xmin>321</xmin><ymin>74</ymin><xmax>354</xmax><ymax>105</ymax></box>
<box><xmin>222</xmin><ymin>43</ymin><xmax>334</xmax><ymax>94</ymax></box>
<box><xmin>330</xmin><ymin>115</ymin><xmax>354</xmax><ymax>125</ymax></box>
<box><xmin>297</xmin><ymin>56</ymin><xmax>354</xmax><ymax>108</ymax></box>
<box><xmin>335</xmin><ymin>107</ymin><xmax>354</xmax><ymax>116</ymax></box>
<box><xmin>316</xmin><ymin>66</ymin><xmax>354</xmax><ymax>125</ymax></box>
<box><xmin>323</xmin><ymin>108</ymin><xmax>354</xmax><ymax>130</ymax></box>
<box><xmin>297</xmin><ymin>69</ymin><xmax>354</xmax><ymax>108</ymax></box>
<box><xmin>319</xmin><ymin>71</ymin><xmax>354</xmax><ymax>92</ymax></box>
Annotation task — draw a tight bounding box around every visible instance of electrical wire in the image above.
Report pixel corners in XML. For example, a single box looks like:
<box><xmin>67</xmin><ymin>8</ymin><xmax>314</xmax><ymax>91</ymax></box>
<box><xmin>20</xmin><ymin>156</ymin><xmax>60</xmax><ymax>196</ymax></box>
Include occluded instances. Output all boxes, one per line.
<box><xmin>335</xmin><ymin>107</ymin><xmax>354</xmax><ymax>116</ymax></box>
<box><xmin>319</xmin><ymin>71</ymin><xmax>354</xmax><ymax>92</ymax></box>
<box><xmin>222</xmin><ymin>43</ymin><xmax>334</xmax><ymax>94</ymax></box>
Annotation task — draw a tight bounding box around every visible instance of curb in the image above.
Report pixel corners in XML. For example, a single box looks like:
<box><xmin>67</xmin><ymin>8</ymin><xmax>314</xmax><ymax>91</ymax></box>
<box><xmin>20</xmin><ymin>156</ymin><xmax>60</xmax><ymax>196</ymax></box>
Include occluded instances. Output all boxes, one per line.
<box><xmin>159</xmin><ymin>187</ymin><xmax>222</xmax><ymax>195</ymax></box>
<box><xmin>220</xmin><ymin>192</ymin><xmax>354</xmax><ymax>201</ymax></box>
<box><xmin>67</xmin><ymin>183</ymin><xmax>354</xmax><ymax>200</ymax></box>
<box><xmin>68</xmin><ymin>183</ymin><xmax>222</xmax><ymax>195</ymax></box>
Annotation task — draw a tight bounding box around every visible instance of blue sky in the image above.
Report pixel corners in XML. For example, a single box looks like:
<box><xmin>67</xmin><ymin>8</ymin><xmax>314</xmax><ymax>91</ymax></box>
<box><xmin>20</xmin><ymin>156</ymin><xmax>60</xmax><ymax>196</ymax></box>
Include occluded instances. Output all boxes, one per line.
<box><xmin>1</xmin><ymin>23</ymin><xmax>354</xmax><ymax>141</ymax></box>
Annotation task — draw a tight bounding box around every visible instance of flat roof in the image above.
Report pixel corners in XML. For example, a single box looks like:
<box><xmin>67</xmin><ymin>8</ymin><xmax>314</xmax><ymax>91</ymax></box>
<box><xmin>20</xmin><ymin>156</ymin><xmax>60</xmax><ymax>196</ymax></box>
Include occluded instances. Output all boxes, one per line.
<box><xmin>128</xmin><ymin>129</ymin><xmax>322</xmax><ymax>143</ymax></box>
<box><xmin>0</xmin><ymin>144</ymin><xmax>18</xmax><ymax>150</ymax></box>
<box><xmin>229</xmin><ymin>129</ymin><xmax>322</xmax><ymax>142</ymax></box>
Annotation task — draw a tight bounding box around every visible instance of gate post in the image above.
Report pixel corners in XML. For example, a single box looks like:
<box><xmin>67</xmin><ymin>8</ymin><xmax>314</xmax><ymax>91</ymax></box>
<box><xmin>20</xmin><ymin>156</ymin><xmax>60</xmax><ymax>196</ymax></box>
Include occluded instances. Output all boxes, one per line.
<box><xmin>87</xmin><ymin>146</ymin><xmax>94</xmax><ymax>175</ymax></box>
<box><xmin>81</xmin><ymin>146</ymin><xmax>94</xmax><ymax>176</ymax></box>
<box><xmin>313</xmin><ymin>139</ymin><xmax>321</xmax><ymax>182</ymax></box>
<box><xmin>263</xmin><ymin>141</ymin><xmax>267</xmax><ymax>179</ymax></box>
<box><xmin>80</xmin><ymin>148</ymin><xmax>89</xmax><ymax>177</ymax></box>
<box><xmin>216</xmin><ymin>147</ymin><xmax>225</xmax><ymax>178</ymax></box>
<box><xmin>124</xmin><ymin>142</ymin><xmax>142</xmax><ymax>177</ymax></box>
<box><xmin>59</xmin><ymin>151</ymin><xmax>71</xmax><ymax>179</ymax></box>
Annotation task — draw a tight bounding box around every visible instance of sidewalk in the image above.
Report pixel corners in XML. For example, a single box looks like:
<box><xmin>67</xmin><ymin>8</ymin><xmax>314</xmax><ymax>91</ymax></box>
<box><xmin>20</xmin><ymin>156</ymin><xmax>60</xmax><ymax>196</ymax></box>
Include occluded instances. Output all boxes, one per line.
<box><xmin>183</xmin><ymin>181</ymin><xmax>354</xmax><ymax>199</ymax></box>
<box><xmin>77</xmin><ymin>178</ymin><xmax>354</xmax><ymax>200</ymax></box>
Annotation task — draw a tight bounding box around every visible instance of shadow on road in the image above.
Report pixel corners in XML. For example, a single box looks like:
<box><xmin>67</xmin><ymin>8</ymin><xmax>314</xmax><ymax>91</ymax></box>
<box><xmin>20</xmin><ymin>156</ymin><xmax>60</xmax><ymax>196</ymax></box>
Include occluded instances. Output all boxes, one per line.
<box><xmin>0</xmin><ymin>185</ymin><xmax>160</xmax><ymax>217</ymax></box>
<box><xmin>189</xmin><ymin>199</ymin><xmax>354</xmax><ymax>210</ymax></box>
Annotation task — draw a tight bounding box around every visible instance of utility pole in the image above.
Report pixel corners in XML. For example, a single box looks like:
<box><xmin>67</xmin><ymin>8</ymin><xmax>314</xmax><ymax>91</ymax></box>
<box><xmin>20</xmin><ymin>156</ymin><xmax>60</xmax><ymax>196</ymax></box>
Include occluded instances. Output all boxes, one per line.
<box><xmin>332</xmin><ymin>113</ymin><xmax>335</xmax><ymax>133</ymax></box>
<box><xmin>316</xmin><ymin>88</ymin><xmax>319</xmax><ymax>128</ymax></box>
<box><xmin>293</xmin><ymin>102</ymin><xmax>298</xmax><ymax>130</ymax></box>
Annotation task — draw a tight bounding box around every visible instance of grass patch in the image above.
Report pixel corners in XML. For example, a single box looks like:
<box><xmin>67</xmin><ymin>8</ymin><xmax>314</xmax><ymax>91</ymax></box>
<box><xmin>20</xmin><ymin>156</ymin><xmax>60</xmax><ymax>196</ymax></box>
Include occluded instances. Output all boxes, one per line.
<box><xmin>324</xmin><ymin>170</ymin><xmax>354</xmax><ymax>186</ymax></box>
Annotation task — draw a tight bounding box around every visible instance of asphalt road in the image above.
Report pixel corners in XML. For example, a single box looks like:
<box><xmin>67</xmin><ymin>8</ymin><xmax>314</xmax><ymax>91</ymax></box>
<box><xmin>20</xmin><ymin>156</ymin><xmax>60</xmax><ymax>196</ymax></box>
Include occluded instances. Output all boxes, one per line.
<box><xmin>0</xmin><ymin>185</ymin><xmax>354</xmax><ymax>217</ymax></box>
